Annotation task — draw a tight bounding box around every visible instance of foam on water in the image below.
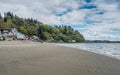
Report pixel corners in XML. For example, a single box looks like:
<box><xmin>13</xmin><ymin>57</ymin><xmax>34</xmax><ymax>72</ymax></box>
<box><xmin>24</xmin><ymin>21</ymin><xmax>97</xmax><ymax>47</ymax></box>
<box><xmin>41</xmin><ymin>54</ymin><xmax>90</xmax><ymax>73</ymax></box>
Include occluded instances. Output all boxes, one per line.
<box><xmin>58</xmin><ymin>43</ymin><xmax>120</xmax><ymax>60</ymax></box>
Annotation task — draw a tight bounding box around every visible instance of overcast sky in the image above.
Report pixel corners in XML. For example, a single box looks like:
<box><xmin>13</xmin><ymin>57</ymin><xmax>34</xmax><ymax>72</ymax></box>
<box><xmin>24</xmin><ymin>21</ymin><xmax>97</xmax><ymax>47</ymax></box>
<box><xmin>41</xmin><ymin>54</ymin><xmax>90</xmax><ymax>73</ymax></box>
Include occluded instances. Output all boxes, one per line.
<box><xmin>0</xmin><ymin>0</ymin><xmax>120</xmax><ymax>41</ymax></box>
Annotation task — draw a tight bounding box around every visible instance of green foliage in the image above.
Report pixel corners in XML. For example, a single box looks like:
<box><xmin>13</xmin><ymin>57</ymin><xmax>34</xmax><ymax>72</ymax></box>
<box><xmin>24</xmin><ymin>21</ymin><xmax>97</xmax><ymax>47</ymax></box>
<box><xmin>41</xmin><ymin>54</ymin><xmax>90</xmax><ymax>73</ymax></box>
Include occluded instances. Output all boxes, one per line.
<box><xmin>37</xmin><ymin>25</ymin><xmax>85</xmax><ymax>42</ymax></box>
<box><xmin>60</xmin><ymin>35</ymin><xmax>71</xmax><ymax>42</ymax></box>
<box><xmin>0</xmin><ymin>11</ymin><xmax>85</xmax><ymax>42</ymax></box>
<box><xmin>42</xmin><ymin>32</ymin><xmax>51</xmax><ymax>40</ymax></box>
<box><xmin>26</xmin><ymin>26</ymin><xmax>38</xmax><ymax>36</ymax></box>
<box><xmin>18</xmin><ymin>26</ymin><xmax>27</xmax><ymax>34</ymax></box>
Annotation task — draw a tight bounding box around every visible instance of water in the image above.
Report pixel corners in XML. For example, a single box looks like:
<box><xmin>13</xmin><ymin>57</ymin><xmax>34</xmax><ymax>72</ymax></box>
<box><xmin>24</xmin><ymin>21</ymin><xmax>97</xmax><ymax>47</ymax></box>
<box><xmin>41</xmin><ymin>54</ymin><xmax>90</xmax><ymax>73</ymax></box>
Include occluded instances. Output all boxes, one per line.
<box><xmin>58</xmin><ymin>43</ymin><xmax>120</xmax><ymax>60</ymax></box>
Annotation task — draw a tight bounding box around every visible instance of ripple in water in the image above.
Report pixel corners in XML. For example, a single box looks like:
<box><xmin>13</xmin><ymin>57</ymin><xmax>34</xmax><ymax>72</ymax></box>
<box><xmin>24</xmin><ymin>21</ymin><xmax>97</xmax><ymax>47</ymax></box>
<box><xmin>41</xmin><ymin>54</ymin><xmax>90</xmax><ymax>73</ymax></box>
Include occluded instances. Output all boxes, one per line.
<box><xmin>58</xmin><ymin>43</ymin><xmax>120</xmax><ymax>60</ymax></box>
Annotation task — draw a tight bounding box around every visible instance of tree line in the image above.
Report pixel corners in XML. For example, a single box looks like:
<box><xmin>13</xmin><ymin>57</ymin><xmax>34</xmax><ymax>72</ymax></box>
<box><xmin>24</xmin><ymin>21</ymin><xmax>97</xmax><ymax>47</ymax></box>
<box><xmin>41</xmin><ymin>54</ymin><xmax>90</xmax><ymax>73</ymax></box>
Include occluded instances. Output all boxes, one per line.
<box><xmin>0</xmin><ymin>12</ymin><xmax>85</xmax><ymax>42</ymax></box>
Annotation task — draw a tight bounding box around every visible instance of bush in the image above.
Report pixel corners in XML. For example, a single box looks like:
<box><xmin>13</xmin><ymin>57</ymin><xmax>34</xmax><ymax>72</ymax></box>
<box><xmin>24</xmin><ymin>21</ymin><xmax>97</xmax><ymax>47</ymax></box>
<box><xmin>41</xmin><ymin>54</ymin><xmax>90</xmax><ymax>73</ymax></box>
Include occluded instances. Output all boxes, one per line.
<box><xmin>18</xmin><ymin>26</ymin><xmax>27</xmax><ymax>34</ymax></box>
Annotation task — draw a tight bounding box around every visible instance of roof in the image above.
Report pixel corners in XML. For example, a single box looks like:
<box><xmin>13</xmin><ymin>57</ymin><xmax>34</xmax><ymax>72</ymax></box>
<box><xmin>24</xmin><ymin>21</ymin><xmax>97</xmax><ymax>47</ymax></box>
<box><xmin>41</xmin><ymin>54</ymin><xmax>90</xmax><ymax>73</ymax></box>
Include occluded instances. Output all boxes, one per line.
<box><xmin>0</xmin><ymin>28</ymin><xmax>12</xmax><ymax>31</ymax></box>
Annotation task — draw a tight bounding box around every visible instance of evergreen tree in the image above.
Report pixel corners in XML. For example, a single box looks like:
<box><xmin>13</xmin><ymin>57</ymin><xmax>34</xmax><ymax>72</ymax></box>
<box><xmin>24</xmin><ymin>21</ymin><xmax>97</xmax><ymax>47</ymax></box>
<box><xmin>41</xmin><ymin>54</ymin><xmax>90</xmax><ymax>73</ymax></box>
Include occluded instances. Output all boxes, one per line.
<box><xmin>0</xmin><ymin>13</ymin><xmax>2</xmax><ymax>19</ymax></box>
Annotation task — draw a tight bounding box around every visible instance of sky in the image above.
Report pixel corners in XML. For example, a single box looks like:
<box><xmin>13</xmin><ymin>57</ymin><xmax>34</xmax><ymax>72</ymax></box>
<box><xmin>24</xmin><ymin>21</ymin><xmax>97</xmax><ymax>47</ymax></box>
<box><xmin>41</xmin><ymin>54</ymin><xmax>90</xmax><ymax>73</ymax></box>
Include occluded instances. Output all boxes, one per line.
<box><xmin>0</xmin><ymin>0</ymin><xmax>120</xmax><ymax>41</ymax></box>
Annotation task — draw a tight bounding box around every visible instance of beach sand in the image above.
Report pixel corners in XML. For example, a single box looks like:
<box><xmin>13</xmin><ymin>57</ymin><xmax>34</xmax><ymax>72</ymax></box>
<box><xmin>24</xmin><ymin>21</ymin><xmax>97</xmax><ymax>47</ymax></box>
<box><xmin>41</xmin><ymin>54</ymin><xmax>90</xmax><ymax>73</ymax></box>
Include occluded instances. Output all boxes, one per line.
<box><xmin>0</xmin><ymin>41</ymin><xmax>120</xmax><ymax>75</ymax></box>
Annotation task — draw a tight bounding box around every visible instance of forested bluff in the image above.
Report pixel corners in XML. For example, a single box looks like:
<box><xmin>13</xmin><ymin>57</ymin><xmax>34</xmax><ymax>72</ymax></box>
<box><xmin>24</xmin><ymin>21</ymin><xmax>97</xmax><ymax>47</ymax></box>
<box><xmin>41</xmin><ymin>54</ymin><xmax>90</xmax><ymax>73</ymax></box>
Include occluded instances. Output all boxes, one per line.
<box><xmin>0</xmin><ymin>12</ymin><xmax>85</xmax><ymax>42</ymax></box>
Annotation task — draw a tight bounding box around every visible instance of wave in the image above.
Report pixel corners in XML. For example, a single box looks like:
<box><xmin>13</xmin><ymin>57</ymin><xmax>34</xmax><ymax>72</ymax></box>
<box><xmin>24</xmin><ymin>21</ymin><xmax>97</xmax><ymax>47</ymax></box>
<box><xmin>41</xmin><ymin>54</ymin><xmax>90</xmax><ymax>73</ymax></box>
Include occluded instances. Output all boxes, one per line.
<box><xmin>58</xmin><ymin>43</ymin><xmax>120</xmax><ymax>60</ymax></box>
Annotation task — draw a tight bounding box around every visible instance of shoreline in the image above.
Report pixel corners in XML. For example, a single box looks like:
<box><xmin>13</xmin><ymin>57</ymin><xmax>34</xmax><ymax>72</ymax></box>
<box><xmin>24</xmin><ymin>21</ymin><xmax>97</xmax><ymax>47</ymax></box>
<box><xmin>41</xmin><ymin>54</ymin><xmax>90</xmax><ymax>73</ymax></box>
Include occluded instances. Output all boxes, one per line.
<box><xmin>57</xmin><ymin>44</ymin><xmax>120</xmax><ymax>61</ymax></box>
<box><xmin>0</xmin><ymin>41</ymin><xmax>120</xmax><ymax>75</ymax></box>
<box><xmin>57</xmin><ymin>43</ymin><xmax>120</xmax><ymax>61</ymax></box>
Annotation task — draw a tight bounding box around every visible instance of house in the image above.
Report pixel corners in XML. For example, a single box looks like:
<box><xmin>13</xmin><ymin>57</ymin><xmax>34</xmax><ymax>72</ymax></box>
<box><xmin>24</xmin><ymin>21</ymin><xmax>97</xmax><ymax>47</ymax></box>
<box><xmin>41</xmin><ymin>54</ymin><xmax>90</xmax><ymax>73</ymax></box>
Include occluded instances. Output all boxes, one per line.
<box><xmin>0</xmin><ymin>28</ymin><xmax>27</xmax><ymax>41</ymax></box>
<box><xmin>0</xmin><ymin>28</ymin><xmax>14</xmax><ymax>41</ymax></box>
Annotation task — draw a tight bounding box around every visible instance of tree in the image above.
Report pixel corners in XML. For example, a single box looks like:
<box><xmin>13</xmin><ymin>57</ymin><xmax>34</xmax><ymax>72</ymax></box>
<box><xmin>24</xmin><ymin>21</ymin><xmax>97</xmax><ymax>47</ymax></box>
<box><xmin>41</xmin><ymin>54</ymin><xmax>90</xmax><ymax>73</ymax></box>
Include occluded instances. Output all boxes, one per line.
<box><xmin>0</xmin><ymin>20</ymin><xmax>5</xmax><ymax>28</ymax></box>
<box><xmin>18</xmin><ymin>26</ymin><xmax>27</xmax><ymax>34</ymax></box>
<box><xmin>26</xmin><ymin>26</ymin><xmax>38</xmax><ymax>36</ymax></box>
<box><xmin>4</xmin><ymin>17</ymin><xmax>7</xmax><ymax>22</ymax></box>
<box><xmin>60</xmin><ymin>35</ymin><xmax>71</xmax><ymax>42</ymax></box>
<box><xmin>42</xmin><ymin>32</ymin><xmax>51</xmax><ymax>40</ymax></box>
<box><xmin>6</xmin><ymin>12</ymin><xmax>14</xmax><ymax>18</ymax></box>
<box><xmin>0</xmin><ymin>13</ymin><xmax>2</xmax><ymax>19</ymax></box>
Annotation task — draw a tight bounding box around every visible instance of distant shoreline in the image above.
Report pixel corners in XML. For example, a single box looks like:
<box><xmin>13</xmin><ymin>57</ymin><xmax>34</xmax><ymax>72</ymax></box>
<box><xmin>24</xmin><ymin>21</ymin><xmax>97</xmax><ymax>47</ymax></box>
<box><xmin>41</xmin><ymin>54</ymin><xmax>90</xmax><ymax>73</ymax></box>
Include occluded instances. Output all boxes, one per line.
<box><xmin>86</xmin><ymin>40</ymin><xmax>120</xmax><ymax>43</ymax></box>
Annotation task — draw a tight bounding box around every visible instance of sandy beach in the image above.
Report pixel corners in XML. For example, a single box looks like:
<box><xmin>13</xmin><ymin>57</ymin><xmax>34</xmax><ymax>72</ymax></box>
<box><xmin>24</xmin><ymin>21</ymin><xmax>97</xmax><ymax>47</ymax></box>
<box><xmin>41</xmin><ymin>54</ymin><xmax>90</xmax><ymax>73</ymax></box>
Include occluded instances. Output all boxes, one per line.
<box><xmin>0</xmin><ymin>41</ymin><xmax>120</xmax><ymax>75</ymax></box>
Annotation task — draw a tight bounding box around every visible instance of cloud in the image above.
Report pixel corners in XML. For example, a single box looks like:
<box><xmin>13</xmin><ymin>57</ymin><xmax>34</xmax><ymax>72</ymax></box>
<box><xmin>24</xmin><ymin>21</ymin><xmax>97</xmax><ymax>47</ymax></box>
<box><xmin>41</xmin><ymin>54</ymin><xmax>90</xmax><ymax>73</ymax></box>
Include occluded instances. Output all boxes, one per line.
<box><xmin>77</xmin><ymin>23</ymin><xmax>120</xmax><ymax>41</ymax></box>
<box><xmin>0</xmin><ymin>0</ymin><xmax>120</xmax><ymax>40</ymax></box>
<box><xmin>61</xmin><ymin>10</ymin><xmax>87</xmax><ymax>25</ymax></box>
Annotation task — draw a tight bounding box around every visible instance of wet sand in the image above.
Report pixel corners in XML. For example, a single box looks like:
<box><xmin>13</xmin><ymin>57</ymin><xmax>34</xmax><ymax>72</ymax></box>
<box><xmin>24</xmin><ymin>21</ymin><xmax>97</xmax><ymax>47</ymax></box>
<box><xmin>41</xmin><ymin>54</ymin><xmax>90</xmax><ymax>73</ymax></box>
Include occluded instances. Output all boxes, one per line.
<box><xmin>0</xmin><ymin>41</ymin><xmax>120</xmax><ymax>75</ymax></box>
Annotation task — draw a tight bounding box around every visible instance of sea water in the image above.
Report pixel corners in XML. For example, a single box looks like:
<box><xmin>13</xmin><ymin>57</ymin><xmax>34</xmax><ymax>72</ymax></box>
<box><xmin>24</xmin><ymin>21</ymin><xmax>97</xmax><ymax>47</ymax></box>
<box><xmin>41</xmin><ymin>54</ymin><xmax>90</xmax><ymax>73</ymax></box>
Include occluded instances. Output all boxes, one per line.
<box><xmin>58</xmin><ymin>43</ymin><xmax>120</xmax><ymax>60</ymax></box>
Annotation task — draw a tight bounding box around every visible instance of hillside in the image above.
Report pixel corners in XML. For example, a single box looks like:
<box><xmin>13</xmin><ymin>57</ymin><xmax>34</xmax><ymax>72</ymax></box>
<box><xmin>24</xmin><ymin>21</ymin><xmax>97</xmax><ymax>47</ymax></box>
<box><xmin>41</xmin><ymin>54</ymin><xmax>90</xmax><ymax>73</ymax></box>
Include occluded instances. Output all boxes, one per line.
<box><xmin>0</xmin><ymin>12</ymin><xmax>85</xmax><ymax>42</ymax></box>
